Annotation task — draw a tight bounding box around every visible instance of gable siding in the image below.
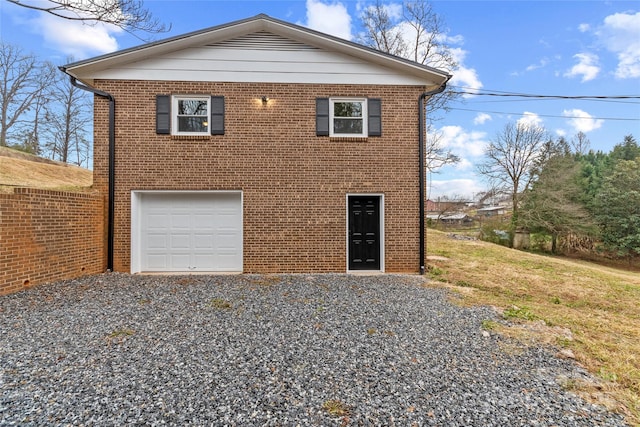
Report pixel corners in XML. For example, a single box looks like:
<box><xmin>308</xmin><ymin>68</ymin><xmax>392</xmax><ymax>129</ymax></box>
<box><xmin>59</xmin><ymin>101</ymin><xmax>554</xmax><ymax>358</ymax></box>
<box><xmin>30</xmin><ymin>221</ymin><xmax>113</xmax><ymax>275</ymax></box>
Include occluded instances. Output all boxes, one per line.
<box><xmin>92</xmin><ymin>80</ymin><xmax>425</xmax><ymax>273</ymax></box>
<box><xmin>88</xmin><ymin>32</ymin><xmax>429</xmax><ymax>85</ymax></box>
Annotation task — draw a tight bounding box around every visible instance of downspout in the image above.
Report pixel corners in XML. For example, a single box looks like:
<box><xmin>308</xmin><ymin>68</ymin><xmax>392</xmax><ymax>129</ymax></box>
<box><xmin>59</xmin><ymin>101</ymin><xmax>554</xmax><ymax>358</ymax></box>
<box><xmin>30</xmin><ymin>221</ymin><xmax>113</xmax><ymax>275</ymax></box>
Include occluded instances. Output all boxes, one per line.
<box><xmin>419</xmin><ymin>80</ymin><xmax>449</xmax><ymax>275</ymax></box>
<box><xmin>59</xmin><ymin>68</ymin><xmax>115</xmax><ymax>272</ymax></box>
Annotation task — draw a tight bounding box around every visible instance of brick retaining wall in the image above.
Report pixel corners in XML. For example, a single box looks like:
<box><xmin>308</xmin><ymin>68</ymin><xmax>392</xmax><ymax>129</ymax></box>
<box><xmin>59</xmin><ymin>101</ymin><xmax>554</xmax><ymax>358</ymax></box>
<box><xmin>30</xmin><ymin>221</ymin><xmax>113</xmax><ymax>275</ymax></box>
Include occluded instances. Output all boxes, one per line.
<box><xmin>0</xmin><ymin>188</ymin><xmax>105</xmax><ymax>295</ymax></box>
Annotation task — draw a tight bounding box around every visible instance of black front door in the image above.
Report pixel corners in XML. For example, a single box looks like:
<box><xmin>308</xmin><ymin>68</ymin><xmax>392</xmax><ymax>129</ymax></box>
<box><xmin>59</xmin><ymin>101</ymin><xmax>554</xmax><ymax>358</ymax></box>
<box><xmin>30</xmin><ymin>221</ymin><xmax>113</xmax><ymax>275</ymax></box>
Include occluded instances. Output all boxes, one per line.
<box><xmin>348</xmin><ymin>196</ymin><xmax>381</xmax><ymax>270</ymax></box>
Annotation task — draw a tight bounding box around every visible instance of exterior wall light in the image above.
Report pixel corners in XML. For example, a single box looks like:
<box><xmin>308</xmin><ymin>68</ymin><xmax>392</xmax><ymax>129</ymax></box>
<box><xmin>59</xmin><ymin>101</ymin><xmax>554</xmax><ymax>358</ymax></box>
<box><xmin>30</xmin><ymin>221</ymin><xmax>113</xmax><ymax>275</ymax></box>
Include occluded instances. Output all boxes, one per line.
<box><xmin>261</xmin><ymin>96</ymin><xmax>270</xmax><ymax>105</ymax></box>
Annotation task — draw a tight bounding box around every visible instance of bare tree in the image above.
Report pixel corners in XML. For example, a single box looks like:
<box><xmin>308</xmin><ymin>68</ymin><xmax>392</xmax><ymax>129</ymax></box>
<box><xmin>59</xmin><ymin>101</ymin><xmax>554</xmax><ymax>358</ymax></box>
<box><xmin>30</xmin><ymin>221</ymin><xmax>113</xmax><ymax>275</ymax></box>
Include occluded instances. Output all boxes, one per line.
<box><xmin>571</xmin><ymin>131</ymin><xmax>591</xmax><ymax>155</ymax></box>
<box><xmin>43</xmin><ymin>61</ymin><xmax>92</xmax><ymax>166</ymax></box>
<box><xmin>477</xmin><ymin>122</ymin><xmax>548</xmax><ymax>228</ymax></box>
<box><xmin>0</xmin><ymin>43</ymin><xmax>54</xmax><ymax>147</ymax></box>
<box><xmin>360</xmin><ymin>1</ymin><xmax>456</xmax><ymax>72</ymax></box>
<box><xmin>13</xmin><ymin>61</ymin><xmax>58</xmax><ymax>155</ymax></box>
<box><xmin>360</xmin><ymin>1</ymin><xmax>459</xmax><ymax>172</ymax></box>
<box><xmin>6</xmin><ymin>0</ymin><xmax>169</xmax><ymax>37</ymax></box>
<box><xmin>425</xmin><ymin>128</ymin><xmax>460</xmax><ymax>173</ymax></box>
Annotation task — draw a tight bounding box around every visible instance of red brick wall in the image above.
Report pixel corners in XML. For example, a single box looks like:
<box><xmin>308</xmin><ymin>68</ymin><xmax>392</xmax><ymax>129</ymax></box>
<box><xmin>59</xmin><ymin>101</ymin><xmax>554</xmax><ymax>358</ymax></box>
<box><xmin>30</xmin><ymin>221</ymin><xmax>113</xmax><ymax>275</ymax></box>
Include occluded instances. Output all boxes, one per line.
<box><xmin>0</xmin><ymin>188</ymin><xmax>105</xmax><ymax>295</ymax></box>
<box><xmin>93</xmin><ymin>81</ymin><xmax>427</xmax><ymax>273</ymax></box>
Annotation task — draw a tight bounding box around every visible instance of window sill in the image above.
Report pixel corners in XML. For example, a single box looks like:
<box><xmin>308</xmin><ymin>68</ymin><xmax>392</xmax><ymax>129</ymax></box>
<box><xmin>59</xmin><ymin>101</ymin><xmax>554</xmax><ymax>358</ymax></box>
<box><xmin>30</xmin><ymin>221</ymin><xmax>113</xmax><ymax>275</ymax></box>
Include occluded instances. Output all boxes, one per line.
<box><xmin>170</xmin><ymin>135</ymin><xmax>212</xmax><ymax>140</ymax></box>
<box><xmin>329</xmin><ymin>137</ymin><xmax>369</xmax><ymax>142</ymax></box>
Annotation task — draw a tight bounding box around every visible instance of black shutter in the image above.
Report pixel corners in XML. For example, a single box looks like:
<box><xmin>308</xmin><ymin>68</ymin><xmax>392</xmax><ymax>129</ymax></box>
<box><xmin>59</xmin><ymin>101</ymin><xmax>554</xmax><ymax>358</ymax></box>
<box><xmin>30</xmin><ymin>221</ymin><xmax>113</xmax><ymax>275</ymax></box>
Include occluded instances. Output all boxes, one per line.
<box><xmin>210</xmin><ymin>96</ymin><xmax>225</xmax><ymax>135</ymax></box>
<box><xmin>156</xmin><ymin>95</ymin><xmax>170</xmax><ymax>134</ymax></box>
<box><xmin>368</xmin><ymin>98</ymin><xmax>382</xmax><ymax>137</ymax></box>
<box><xmin>316</xmin><ymin>98</ymin><xmax>329</xmax><ymax>136</ymax></box>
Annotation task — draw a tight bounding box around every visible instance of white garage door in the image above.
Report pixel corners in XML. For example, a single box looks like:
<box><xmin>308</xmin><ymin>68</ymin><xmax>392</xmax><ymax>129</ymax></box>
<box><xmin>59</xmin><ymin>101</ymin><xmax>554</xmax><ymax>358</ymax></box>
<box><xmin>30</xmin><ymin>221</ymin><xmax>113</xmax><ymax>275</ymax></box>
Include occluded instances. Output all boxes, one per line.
<box><xmin>136</xmin><ymin>192</ymin><xmax>242</xmax><ymax>272</ymax></box>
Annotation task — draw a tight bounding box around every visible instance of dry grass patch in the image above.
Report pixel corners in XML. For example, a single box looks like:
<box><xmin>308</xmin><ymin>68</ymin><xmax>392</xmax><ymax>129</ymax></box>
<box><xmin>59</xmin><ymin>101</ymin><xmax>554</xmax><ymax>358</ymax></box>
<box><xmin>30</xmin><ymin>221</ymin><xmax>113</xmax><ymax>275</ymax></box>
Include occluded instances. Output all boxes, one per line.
<box><xmin>0</xmin><ymin>146</ymin><xmax>92</xmax><ymax>191</ymax></box>
<box><xmin>426</xmin><ymin>229</ymin><xmax>640</xmax><ymax>424</ymax></box>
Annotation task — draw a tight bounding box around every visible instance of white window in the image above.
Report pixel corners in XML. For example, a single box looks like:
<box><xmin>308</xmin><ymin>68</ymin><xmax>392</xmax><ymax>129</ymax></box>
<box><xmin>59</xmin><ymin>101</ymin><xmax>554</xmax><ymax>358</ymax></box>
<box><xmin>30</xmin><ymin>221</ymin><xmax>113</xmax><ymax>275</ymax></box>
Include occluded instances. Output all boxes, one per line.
<box><xmin>172</xmin><ymin>95</ymin><xmax>210</xmax><ymax>136</ymax></box>
<box><xmin>330</xmin><ymin>98</ymin><xmax>368</xmax><ymax>137</ymax></box>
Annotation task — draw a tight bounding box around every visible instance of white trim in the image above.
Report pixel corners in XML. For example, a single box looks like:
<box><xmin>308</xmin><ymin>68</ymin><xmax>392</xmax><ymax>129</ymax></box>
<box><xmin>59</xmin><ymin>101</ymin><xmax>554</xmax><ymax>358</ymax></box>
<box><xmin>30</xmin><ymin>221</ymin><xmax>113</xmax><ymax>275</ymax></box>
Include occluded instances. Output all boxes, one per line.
<box><xmin>346</xmin><ymin>193</ymin><xmax>385</xmax><ymax>273</ymax></box>
<box><xmin>171</xmin><ymin>95</ymin><xmax>211</xmax><ymax>136</ymax></box>
<box><xmin>131</xmin><ymin>190</ymin><xmax>243</xmax><ymax>274</ymax></box>
<box><xmin>330</xmin><ymin>98</ymin><xmax>368</xmax><ymax>138</ymax></box>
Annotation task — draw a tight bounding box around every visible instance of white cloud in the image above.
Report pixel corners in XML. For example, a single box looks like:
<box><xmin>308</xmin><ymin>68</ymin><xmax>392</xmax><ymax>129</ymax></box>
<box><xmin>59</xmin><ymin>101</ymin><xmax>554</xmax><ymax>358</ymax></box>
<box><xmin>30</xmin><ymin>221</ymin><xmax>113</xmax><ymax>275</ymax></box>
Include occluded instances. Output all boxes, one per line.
<box><xmin>438</xmin><ymin>125</ymin><xmax>488</xmax><ymax>158</ymax></box>
<box><xmin>564</xmin><ymin>53</ymin><xmax>600</xmax><ymax>82</ymax></box>
<box><xmin>517</xmin><ymin>112</ymin><xmax>543</xmax><ymax>128</ymax></box>
<box><xmin>599</xmin><ymin>11</ymin><xmax>640</xmax><ymax>79</ymax></box>
<box><xmin>428</xmin><ymin>178</ymin><xmax>485</xmax><ymax>200</ymax></box>
<box><xmin>473</xmin><ymin>113</ymin><xmax>491</xmax><ymax>125</ymax></box>
<box><xmin>525</xmin><ymin>57</ymin><xmax>549</xmax><ymax>72</ymax></box>
<box><xmin>448</xmin><ymin>46</ymin><xmax>483</xmax><ymax>96</ymax></box>
<box><xmin>380</xmin><ymin>2</ymin><xmax>403</xmax><ymax>20</ymax></box>
<box><xmin>31</xmin><ymin>13</ymin><xmax>121</xmax><ymax>58</ymax></box>
<box><xmin>454</xmin><ymin>158</ymin><xmax>474</xmax><ymax>171</ymax></box>
<box><xmin>578</xmin><ymin>23</ymin><xmax>590</xmax><ymax>33</ymax></box>
<box><xmin>303</xmin><ymin>0</ymin><xmax>353</xmax><ymax>41</ymax></box>
<box><xmin>562</xmin><ymin>109</ymin><xmax>604</xmax><ymax>133</ymax></box>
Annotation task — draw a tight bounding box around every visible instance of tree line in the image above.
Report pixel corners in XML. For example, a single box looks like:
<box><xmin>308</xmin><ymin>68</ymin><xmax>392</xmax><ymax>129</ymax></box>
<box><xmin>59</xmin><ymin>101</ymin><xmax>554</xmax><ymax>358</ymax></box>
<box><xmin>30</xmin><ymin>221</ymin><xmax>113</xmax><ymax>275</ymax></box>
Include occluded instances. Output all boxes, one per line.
<box><xmin>478</xmin><ymin>122</ymin><xmax>639</xmax><ymax>262</ymax></box>
<box><xmin>0</xmin><ymin>43</ymin><xmax>92</xmax><ymax>167</ymax></box>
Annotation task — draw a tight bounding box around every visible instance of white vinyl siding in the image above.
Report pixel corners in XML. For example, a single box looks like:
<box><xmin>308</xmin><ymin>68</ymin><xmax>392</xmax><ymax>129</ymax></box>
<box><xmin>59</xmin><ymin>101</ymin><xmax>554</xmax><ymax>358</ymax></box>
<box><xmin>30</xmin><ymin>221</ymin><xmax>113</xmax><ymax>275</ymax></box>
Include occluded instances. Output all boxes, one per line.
<box><xmin>83</xmin><ymin>32</ymin><xmax>432</xmax><ymax>86</ymax></box>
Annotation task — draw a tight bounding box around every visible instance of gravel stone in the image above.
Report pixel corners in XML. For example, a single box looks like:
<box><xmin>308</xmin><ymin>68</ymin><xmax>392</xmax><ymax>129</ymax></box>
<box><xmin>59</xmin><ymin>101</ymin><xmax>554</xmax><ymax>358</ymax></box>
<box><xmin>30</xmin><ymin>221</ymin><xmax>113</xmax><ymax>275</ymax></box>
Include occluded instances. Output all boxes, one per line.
<box><xmin>0</xmin><ymin>273</ymin><xmax>628</xmax><ymax>426</ymax></box>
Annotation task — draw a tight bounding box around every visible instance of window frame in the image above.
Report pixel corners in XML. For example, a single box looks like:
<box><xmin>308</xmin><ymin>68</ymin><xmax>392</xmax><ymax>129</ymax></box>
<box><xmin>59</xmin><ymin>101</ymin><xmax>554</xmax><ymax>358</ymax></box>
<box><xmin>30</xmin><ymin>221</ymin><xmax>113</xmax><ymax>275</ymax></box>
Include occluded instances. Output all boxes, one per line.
<box><xmin>171</xmin><ymin>95</ymin><xmax>211</xmax><ymax>136</ymax></box>
<box><xmin>329</xmin><ymin>98</ymin><xmax>368</xmax><ymax>138</ymax></box>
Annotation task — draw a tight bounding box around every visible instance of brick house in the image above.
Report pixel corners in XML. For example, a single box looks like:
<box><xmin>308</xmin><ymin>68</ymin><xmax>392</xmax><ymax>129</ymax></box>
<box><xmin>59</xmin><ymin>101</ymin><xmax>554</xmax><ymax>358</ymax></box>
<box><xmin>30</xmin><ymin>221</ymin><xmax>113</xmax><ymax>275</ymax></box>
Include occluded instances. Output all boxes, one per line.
<box><xmin>61</xmin><ymin>14</ymin><xmax>450</xmax><ymax>275</ymax></box>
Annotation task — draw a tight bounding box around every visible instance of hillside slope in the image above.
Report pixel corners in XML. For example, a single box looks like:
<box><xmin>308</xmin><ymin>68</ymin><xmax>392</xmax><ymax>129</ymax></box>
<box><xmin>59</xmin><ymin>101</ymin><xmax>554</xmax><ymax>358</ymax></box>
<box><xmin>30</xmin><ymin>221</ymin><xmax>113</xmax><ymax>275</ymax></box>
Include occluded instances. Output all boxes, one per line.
<box><xmin>0</xmin><ymin>147</ymin><xmax>92</xmax><ymax>191</ymax></box>
<box><xmin>426</xmin><ymin>229</ymin><xmax>640</xmax><ymax>424</ymax></box>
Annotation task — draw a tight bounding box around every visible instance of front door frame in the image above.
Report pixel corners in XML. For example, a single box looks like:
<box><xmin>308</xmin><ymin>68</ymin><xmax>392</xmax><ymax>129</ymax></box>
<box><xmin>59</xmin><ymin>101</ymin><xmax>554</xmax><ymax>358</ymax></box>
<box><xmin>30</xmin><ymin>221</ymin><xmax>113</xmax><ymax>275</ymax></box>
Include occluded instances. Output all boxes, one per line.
<box><xmin>346</xmin><ymin>193</ymin><xmax>384</xmax><ymax>273</ymax></box>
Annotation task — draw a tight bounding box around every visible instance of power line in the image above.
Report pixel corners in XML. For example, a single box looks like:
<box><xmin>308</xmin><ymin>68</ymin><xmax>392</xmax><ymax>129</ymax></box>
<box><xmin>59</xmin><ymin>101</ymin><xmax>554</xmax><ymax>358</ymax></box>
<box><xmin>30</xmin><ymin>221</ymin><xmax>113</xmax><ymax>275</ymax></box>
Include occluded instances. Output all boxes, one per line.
<box><xmin>448</xmin><ymin>86</ymin><xmax>640</xmax><ymax>100</ymax></box>
<box><xmin>467</xmin><ymin>98</ymin><xmax>640</xmax><ymax>105</ymax></box>
<box><xmin>449</xmin><ymin>107</ymin><xmax>640</xmax><ymax>121</ymax></box>
<box><xmin>451</xmin><ymin>90</ymin><xmax>640</xmax><ymax>100</ymax></box>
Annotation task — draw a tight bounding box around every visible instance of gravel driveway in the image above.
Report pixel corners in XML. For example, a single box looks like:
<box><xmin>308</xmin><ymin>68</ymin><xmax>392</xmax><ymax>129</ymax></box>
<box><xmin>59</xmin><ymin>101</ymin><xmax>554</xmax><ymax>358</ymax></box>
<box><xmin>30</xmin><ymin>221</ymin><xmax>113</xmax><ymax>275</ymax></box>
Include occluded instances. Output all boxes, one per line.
<box><xmin>0</xmin><ymin>274</ymin><xmax>626</xmax><ymax>426</ymax></box>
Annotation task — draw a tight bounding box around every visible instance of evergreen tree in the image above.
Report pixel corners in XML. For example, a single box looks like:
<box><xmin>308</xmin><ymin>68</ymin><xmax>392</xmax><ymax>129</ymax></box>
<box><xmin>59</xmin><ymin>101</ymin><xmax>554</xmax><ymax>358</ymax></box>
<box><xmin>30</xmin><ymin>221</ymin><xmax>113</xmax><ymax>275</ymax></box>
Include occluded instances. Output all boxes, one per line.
<box><xmin>521</xmin><ymin>139</ymin><xmax>595</xmax><ymax>253</ymax></box>
<box><xmin>593</xmin><ymin>158</ymin><xmax>640</xmax><ymax>260</ymax></box>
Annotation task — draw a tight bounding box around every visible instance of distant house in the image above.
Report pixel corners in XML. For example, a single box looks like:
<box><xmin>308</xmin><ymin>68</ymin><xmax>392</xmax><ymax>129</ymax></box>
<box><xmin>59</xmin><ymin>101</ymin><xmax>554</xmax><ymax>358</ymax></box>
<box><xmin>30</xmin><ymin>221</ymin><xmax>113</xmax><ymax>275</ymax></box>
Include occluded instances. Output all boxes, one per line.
<box><xmin>60</xmin><ymin>14</ymin><xmax>450</xmax><ymax>275</ymax></box>
<box><xmin>476</xmin><ymin>206</ymin><xmax>506</xmax><ymax>217</ymax></box>
<box><xmin>425</xmin><ymin>199</ymin><xmax>470</xmax><ymax>214</ymax></box>
<box><xmin>426</xmin><ymin>213</ymin><xmax>472</xmax><ymax>226</ymax></box>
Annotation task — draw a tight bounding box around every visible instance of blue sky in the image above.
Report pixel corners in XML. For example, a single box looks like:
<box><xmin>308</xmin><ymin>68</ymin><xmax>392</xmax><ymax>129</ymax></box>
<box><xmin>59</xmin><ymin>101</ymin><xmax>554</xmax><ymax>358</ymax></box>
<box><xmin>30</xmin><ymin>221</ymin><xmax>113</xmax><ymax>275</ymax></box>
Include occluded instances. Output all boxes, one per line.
<box><xmin>2</xmin><ymin>0</ymin><xmax>639</xmax><ymax>199</ymax></box>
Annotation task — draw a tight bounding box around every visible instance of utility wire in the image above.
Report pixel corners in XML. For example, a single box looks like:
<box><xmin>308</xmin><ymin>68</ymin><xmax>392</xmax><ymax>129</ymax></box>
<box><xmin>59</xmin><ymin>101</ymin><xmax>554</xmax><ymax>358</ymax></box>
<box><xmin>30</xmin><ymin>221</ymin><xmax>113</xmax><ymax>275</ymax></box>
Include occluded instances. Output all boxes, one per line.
<box><xmin>466</xmin><ymin>98</ymin><xmax>640</xmax><ymax>105</ymax></box>
<box><xmin>451</xmin><ymin>90</ymin><xmax>640</xmax><ymax>100</ymax></box>
<box><xmin>449</xmin><ymin>86</ymin><xmax>640</xmax><ymax>100</ymax></box>
<box><xmin>449</xmin><ymin>107</ymin><xmax>640</xmax><ymax>121</ymax></box>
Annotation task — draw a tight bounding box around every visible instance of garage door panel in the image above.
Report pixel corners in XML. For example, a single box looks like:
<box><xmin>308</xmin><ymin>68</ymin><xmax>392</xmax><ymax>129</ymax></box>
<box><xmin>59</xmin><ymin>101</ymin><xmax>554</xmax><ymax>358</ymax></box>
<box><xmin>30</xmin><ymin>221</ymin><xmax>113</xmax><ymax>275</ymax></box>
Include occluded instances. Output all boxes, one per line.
<box><xmin>216</xmin><ymin>231</ymin><xmax>240</xmax><ymax>247</ymax></box>
<box><xmin>138</xmin><ymin>192</ymin><xmax>242</xmax><ymax>272</ymax></box>
<box><xmin>170</xmin><ymin>233</ymin><xmax>191</xmax><ymax>249</ymax></box>
<box><xmin>171</xmin><ymin>214</ymin><xmax>191</xmax><ymax>229</ymax></box>
<box><xmin>147</xmin><ymin>213</ymin><xmax>169</xmax><ymax>228</ymax></box>
<box><xmin>193</xmin><ymin>254</ymin><xmax>217</xmax><ymax>270</ymax></box>
<box><xmin>146</xmin><ymin>254</ymin><xmax>168</xmax><ymax>269</ymax></box>
<box><xmin>214</xmin><ymin>253</ymin><xmax>240</xmax><ymax>270</ymax></box>
<box><xmin>193</xmin><ymin>233</ymin><xmax>215</xmax><ymax>249</ymax></box>
<box><xmin>147</xmin><ymin>234</ymin><xmax>167</xmax><ymax>249</ymax></box>
<box><xmin>170</xmin><ymin>254</ymin><xmax>191</xmax><ymax>269</ymax></box>
<box><xmin>194</xmin><ymin>213</ymin><xmax>215</xmax><ymax>227</ymax></box>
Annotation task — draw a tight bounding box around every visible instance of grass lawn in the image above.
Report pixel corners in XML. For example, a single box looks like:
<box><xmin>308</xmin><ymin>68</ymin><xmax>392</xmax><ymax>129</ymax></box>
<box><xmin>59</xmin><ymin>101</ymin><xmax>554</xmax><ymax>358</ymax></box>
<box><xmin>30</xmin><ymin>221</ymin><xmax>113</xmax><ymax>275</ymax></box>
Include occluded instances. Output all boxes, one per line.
<box><xmin>425</xmin><ymin>229</ymin><xmax>640</xmax><ymax>425</ymax></box>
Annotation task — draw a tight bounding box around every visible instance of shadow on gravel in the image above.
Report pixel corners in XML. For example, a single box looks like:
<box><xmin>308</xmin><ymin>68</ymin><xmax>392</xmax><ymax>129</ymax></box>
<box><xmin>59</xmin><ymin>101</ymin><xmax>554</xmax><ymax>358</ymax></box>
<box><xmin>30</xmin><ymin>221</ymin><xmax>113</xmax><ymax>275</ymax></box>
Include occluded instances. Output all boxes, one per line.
<box><xmin>0</xmin><ymin>273</ymin><xmax>627</xmax><ymax>426</ymax></box>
